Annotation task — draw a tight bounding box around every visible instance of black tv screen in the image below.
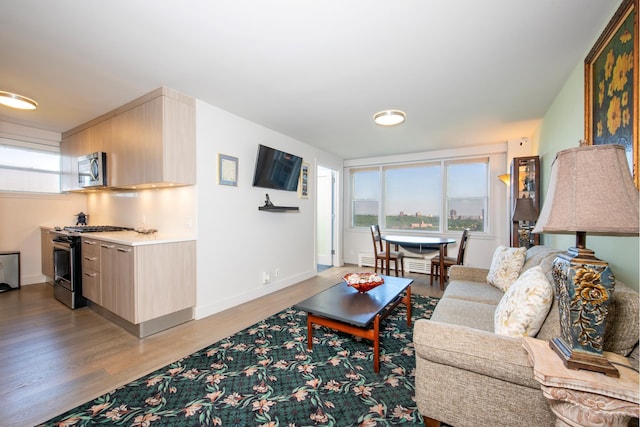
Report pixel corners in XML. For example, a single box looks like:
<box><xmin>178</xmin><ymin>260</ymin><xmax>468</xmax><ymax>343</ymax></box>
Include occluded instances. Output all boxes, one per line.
<box><xmin>252</xmin><ymin>144</ymin><xmax>303</xmax><ymax>191</ymax></box>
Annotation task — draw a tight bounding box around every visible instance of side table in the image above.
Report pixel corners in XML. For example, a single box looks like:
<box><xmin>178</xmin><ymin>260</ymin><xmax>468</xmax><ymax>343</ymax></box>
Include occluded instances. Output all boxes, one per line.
<box><xmin>523</xmin><ymin>337</ymin><xmax>639</xmax><ymax>427</ymax></box>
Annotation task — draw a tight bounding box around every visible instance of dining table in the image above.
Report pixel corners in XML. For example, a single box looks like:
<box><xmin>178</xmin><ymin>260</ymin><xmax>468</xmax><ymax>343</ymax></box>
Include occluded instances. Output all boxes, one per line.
<box><xmin>382</xmin><ymin>235</ymin><xmax>456</xmax><ymax>289</ymax></box>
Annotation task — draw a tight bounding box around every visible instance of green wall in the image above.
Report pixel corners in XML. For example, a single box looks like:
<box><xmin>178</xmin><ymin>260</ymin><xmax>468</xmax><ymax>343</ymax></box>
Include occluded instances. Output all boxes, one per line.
<box><xmin>533</xmin><ymin>62</ymin><xmax>639</xmax><ymax>291</ymax></box>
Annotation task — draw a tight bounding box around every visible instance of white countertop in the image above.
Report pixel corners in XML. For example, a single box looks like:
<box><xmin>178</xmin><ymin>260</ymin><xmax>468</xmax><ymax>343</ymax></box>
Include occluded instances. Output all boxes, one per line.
<box><xmin>81</xmin><ymin>231</ymin><xmax>195</xmax><ymax>246</ymax></box>
<box><xmin>41</xmin><ymin>226</ymin><xmax>195</xmax><ymax>246</ymax></box>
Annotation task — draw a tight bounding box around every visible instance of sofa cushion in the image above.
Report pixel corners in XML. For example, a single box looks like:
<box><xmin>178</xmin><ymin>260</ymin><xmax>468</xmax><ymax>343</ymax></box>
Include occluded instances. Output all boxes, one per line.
<box><xmin>413</xmin><ymin>320</ymin><xmax>541</xmax><ymax>389</ymax></box>
<box><xmin>521</xmin><ymin>245</ymin><xmax>561</xmax><ymax>283</ymax></box>
<box><xmin>603</xmin><ymin>282</ymin><xmax>640</xmax><ymax>356</ymax></box>
<box><xmin>442</xmin><ymin>280</ymin><xmax>504</xmax><ymax>305</ymax></box>
<box><xmin>494</xmin><ymin>266</ymin><xmax>554</xmax><ymax>337</ymax></box>
<box><xmin>486</xmin><ymin>246</ymin><xmax>527</xmax><ymax>291</ymax></box>
<box><xmin>431</xmin><ymin>298</ymin><xmax>496</xmax><ymax>332</ymax></box>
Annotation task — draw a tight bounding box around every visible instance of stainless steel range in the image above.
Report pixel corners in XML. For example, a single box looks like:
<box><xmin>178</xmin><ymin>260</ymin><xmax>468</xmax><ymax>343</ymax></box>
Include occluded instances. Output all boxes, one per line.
<box><xmin>52</xmin><ymin>225</ymin><xmax>133</xmax><ymax>309</ymax></box>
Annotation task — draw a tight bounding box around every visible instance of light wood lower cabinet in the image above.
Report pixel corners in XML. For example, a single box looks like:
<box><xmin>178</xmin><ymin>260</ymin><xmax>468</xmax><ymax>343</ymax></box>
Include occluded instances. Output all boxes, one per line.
<box><xmin>100</xmin><ymin>242</ymin><xmax>135</xmax><ymax>323</ymax></box>
<box><xmin>40</xmin><ymin>228</ymin><xmax>54</xmax><ymax>282</ymax></box>
<box><xmin>81</xmin><ymin>237</ymin><xmax>195</xmax><ymax>327</ymax></box>
<box><xmin>81</xmin><ymin>238</ymin><xmax>102</xmax><ymax>304</ymax></box>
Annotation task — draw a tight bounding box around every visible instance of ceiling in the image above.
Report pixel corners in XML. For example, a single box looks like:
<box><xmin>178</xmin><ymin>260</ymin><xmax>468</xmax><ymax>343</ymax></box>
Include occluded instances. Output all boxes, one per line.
<box><xmin>0</xmin><ymin>1</ymin><xmax>619</xmax><ymax>159</ymax></box>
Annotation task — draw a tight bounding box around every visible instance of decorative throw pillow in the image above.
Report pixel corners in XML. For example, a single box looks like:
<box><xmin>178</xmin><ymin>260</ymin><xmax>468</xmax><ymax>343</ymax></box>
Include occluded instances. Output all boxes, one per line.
<box><xmin>494</xmin><ymin>266</ymin><xmax>554</xmax><ymax>337</ymax></box>
<box><xmin>486</xmin><ymin>246</ymin><xmax>527</xmax><ymax>291</ymax></box>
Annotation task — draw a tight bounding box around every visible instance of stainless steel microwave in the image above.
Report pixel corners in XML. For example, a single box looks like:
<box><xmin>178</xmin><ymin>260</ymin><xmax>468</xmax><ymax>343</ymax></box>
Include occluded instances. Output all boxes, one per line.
<box><xmin>78</xmin><ymin>152</ymin><xmax>107</xmax><ymax>187</ymax></box>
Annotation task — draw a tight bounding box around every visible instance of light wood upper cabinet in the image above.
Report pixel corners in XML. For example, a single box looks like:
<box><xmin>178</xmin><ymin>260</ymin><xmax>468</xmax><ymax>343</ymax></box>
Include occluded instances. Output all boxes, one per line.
<box><xmin>60</xmin><ymin>131</ymin><xmax>83</xmax><ymax>192</ymax></box>
<box><xmin>61</xmin><ymin>87</ymin><xmax>195</xmax><ymax>190</ymax></box>
<box><xmin>86</xmin><ymin>118</ymin><xmax>112</xmax><ymax>154</ymax></box>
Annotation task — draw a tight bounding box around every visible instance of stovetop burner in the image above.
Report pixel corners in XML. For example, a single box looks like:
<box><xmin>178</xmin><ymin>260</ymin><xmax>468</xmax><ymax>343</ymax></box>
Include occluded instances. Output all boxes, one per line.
<box><xmin>63</xmin><ymin>225</ymin><xmax>133</xmax><ymax>233</ymax></box>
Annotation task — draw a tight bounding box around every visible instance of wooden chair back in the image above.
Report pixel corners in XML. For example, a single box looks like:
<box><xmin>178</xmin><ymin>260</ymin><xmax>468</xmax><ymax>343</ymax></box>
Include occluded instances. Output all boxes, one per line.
<box><xmin>456</xmin><ymin>228</ymin><xmax>470</xmax><ymax>264</ymax></box>
<box><xmin>370</xmin><ymin>224</ymin><xmax>384</xmax><ymax>253</ymax></box>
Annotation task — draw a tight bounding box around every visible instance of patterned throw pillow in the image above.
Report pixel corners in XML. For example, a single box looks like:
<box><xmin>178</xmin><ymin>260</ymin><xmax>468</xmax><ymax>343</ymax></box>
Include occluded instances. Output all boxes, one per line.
<box><xmin>494</xmin><ymin>266</ymin><xmax>554</xmax><ymax>337</ymax></box>
<box><xmin>486</xmin><ymin>245</ymin><xmax>527</xmax><ymax>291</ymax></box>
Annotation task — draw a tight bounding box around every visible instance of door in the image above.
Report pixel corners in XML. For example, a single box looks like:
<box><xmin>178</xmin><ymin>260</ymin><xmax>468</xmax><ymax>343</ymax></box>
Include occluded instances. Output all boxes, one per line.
<box><xmin>316</xmin><ymin>166</ymin><xmax>336</xmax><ymax>268</ymax></box>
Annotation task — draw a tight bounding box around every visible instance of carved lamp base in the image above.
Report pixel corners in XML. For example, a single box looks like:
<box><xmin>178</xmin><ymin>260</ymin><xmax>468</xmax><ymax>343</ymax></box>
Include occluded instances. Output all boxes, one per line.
<box><xmin>550</xmin><ymin>337</ymin><xmax>619</xmax><ymax>378</ymax></box>
<box><xmin>551</xmin><ymin>237</ymin><xmax>619</xmax><ymax>378</ymax></box>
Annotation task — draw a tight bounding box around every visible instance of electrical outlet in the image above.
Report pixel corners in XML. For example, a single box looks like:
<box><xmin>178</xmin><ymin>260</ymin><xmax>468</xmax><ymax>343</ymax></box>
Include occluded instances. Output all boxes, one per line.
<box><xmin>262</xmin><ymin>272</ymin><xmax>270</xmax><ymax>284</ymax></box>
<box><xmin>274</xmin><ymin>268</ymin><xmax>279</xmax><ymax>278</ymax></box>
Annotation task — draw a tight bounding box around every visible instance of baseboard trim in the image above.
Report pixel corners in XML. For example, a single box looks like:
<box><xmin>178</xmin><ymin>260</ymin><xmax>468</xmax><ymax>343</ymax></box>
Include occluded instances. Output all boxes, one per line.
<box><xmin>88</xmin><ymin>302</ymin><xmax>193</xmax><ymax>338</ymax></box>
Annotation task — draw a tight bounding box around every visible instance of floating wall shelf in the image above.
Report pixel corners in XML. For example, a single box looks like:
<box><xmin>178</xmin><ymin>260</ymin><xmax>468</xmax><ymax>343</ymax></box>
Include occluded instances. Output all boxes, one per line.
<box><xmin>258</xmin><ymin>206</ymin><xmax>299</xmax><ymax>212</ymax></box>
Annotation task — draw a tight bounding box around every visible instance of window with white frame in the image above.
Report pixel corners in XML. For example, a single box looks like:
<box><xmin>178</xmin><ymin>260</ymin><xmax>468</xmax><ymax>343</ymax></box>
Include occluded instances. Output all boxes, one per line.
<box><xmin>0</xmin><ymin>142</ymin><xmax>61</xmax><ymax>193</ymax></box>
<box><xmin>384</xmin><ymin>163</ymin><xmax>441</xmax><ymax>230</ymax></box>
<box><xmin>350</xmin><ymin>157</ymin><xmax>489</xmax><ymax>233</ymax></box>
<box><xmin>445</xmin><ymin>160</ymin><xmax>488</xmax><ymax>232</ymax></box>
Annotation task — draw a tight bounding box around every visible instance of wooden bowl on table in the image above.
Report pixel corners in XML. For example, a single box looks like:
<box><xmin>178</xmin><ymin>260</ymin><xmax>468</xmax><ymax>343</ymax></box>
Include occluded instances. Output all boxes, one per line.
<box><xmin>343</xmin><ymin>273</ymin><xmax>384</xmax><ymax>293</ymax></box>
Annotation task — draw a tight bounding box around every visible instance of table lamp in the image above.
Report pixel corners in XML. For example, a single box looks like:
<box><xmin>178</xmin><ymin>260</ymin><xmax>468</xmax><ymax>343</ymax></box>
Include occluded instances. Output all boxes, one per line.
<box><xmin>532</xmin><ymin>144</ymin><xmax>639</xmax><ymax>377</ymax></box>
<box><xmin>512</xmin><ymin>197</ymin><xmax>538</xmax><ymax>248</ymax></box>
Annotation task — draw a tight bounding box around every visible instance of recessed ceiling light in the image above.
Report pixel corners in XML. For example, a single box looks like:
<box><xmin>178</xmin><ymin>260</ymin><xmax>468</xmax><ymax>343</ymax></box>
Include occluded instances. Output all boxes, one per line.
<box><xmin>0</xmin><ymin>91</ymin><xmax>38</xmax><ymax>110</ymax></box>
<box><xmin>373</xmin><ymin>110</ymin><xmax>406</xmax><ymax>126</ymax></box>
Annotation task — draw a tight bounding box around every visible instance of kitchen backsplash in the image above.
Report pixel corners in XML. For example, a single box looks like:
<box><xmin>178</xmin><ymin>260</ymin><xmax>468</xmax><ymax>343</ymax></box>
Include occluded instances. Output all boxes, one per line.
<box><xmin>86</xmin><ymin>185</ymin><xmax>196</xmax><ymax>235</ymax></box>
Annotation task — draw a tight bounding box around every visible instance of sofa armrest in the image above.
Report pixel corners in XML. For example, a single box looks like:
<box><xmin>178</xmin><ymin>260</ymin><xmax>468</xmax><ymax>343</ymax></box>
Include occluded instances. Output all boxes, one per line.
<box><xmin>413</xmin><ymin>319</ymin><xmax>538</xmax><ymax>389</ymax></box>
<box><xmin>448</xmin><ymin>265</ymin><xmax>489</xmax><ymax>282</ymax></box>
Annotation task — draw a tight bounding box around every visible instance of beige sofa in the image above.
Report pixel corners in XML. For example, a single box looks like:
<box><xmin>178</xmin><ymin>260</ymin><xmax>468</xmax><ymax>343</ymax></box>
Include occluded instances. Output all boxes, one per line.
<box><xmin>413</xmin><ymin>245</ymin><xmax>640</xmax><ymax>427</ymax></box>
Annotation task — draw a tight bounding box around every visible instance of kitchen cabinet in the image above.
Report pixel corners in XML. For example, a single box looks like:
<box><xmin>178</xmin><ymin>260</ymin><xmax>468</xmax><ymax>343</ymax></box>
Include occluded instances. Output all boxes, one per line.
<box><xmin>60</xmin><ymin>131</ymin><xmax>83</xmax><ymax>192</ymax></box>
<box><xmin>60</xmin><ymin>87</ymin><xmax>195</xmax><ymax>191</ymax></box>
<box><xmin>80</xmin><ymin>236</ymin><xmax>196</xmax><ymax>330</ymax></box>
<box><xmin>61</xmin><ymin>118</ymin><xmax>113</xmax><ymax>191</ymax></box>
<box><xmin>100</xmin><ymin>242</ymin><xmax>135</xmax><ymax>322</ymax></box>
<box><xmin>81</xmin><ymin>237</ymin><xmax>101</xmax><ymax>304</ymax></box>
<box><xmin>110</xmin><ymin>89</ymin><xmax>195</xmax><ymax>188</ymax></box>
<box><xmin>510</xmin><ymin>156</ymin><xmax>541</xmax><ymax>247</ymax></box>
<box><xmin>40</xmin><ymin>228</ymin><xmax>54</xmax><ymax>282</ymax></box>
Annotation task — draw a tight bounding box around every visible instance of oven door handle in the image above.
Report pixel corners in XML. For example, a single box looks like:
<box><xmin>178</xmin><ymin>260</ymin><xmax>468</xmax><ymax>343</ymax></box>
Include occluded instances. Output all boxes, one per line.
<box><xmin>53</xmin><ymin>241</ymin><xmax>72</xmax><ymax>250</ymax></box>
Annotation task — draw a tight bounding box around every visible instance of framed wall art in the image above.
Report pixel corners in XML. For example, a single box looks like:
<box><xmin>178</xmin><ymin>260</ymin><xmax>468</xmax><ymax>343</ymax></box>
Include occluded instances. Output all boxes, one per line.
<box><xmin>298</xmin><ymin>161</ymin><xmax>310</xmax><ymax>199</ymax></box>
<box><xmin>584</xmin><ymin>0</ymin><xmax>639</xmax><ymax>187</ymax></box>
<box><xmin>218</xmin><ymin>154</ymin><xmax>238</xmax><ymax>186</ymax></box>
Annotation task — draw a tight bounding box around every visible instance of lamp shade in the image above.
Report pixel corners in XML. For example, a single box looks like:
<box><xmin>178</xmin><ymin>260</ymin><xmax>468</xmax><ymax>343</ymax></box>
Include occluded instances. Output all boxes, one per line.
<box><xmin>532</xmin><ymin>144</ymin><xmax>639</xmax><ymax>235</ymax></box>
<box><xmin>512</xmin><ymin>197</ymin><xmax>538</xmax><ymax>222</ymax></box>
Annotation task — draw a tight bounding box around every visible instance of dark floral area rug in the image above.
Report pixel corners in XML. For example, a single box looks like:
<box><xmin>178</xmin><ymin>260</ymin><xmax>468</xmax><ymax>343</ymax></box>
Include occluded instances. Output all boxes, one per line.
<box><xmin>40</xmin><ymin>295</ymin><xmax>438</xmax><ymax>427</ymax></box>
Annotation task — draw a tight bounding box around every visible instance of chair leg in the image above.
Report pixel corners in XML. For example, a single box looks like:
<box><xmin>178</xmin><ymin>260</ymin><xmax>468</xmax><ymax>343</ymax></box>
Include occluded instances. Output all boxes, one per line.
<box><xmin>430</xmin><ymin>263</ymin><xmax>437</xmax><ymax>286</ymax></box>
<box><xmin>400</xmin><ymin>258</ymin><xmax>404</xmax><ymax>276</ymax></box>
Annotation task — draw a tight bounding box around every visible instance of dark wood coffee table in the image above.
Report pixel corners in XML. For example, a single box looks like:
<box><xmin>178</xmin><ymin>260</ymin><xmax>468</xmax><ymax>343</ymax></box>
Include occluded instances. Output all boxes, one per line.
<box><xmin>293</xmin><ymin>275</ymin><xmax>413</xmax><ymax>372</ymax></box>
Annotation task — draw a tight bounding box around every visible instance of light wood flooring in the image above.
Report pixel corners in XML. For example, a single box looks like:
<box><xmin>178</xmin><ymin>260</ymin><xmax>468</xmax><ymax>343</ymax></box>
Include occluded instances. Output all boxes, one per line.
<box><xmin>0</xmin><ymin>265</ymin><xmax>444</xmax><ymax>426</ymax></box>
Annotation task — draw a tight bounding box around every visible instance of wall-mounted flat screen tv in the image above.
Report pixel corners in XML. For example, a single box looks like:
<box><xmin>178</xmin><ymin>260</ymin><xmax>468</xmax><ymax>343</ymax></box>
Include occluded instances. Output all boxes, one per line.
<box><xmin>252</xmin><ymin>144</ymin><xmax>303</xmax><ymax>191</ymax></box>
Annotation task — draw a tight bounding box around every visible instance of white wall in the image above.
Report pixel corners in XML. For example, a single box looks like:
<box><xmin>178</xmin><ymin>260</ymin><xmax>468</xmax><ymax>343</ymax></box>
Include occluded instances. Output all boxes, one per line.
<box><xmin>0</xmin><ymin>121</ymin><xmax>88</xmax><ymax>285</ymax></box>
<box><xmin>0</xmin><ymin>192</ymin><xmax>87</xmax><ymax>284</ymax></box>
<box><xmin>342</xmin><ymin>143</ymin><xmax>509</xmax><ymax>269</ymax></box>
<box><xmin>194</xmin><ymin>100</ymin><xmax>343</xmax><ymax>319</ymax></box>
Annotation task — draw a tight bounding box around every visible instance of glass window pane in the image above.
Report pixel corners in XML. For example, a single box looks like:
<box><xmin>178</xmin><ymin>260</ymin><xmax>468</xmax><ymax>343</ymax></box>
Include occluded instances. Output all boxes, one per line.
<box><xmin>446</xmin><ymin>162</ymin><xmax>487</xmax><ymax>232</ymax></box>
<box><xmin>0</xmin><ymin>146</ymin><xmax>60</xmax><ymax>171</ymax></box>
<box><xmin>0</xmin><ymin>169</ymin><xmax>60</xmax><ymax>193</ymax></box>
<box><xmin>0</xmin><ymin>144</ymin><xmax>61</xmax><ymax>193</ymax></box>
<box><xmin>384</xmin><ymin>164</ymin><xmax>441</xmax><ymax>230</ymax></box>
<box><xmin>351</xmin><ymin>170</ymin><xmax>380</xmax><ymax>227</ymax></box>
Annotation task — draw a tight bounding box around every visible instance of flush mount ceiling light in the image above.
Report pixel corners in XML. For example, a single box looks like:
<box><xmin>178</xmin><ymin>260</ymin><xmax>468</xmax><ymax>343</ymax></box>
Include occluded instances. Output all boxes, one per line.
<box><xmin>0</xmin><ymin>91</ymin><xmax>38</xmax><ymax>110</ymax></box>
<box><xmin>373</xmin><ymin>110</ymin><xmax>406</xmax><ymax>126</ymax></box>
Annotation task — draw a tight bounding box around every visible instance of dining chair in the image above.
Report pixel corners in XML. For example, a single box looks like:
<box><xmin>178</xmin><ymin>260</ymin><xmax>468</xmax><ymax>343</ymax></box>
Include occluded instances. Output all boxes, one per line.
<box><xmin>430</xmin><ymin>228</ymin><xmax>469</xmax><ymax>286</ymax></box>
<box><xmin>370</xmin><ymin>225</ymin><xmax>405</xmax><ymax>276</ymax></box>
